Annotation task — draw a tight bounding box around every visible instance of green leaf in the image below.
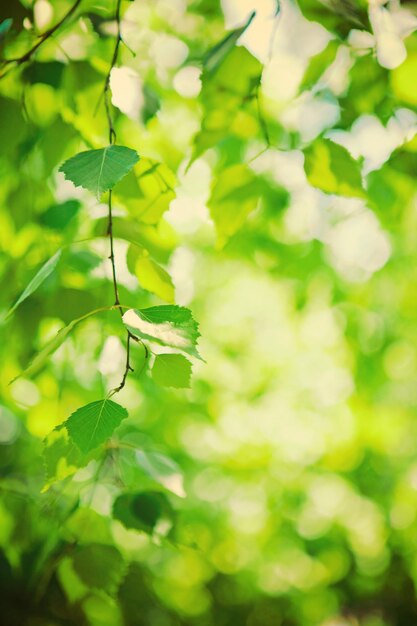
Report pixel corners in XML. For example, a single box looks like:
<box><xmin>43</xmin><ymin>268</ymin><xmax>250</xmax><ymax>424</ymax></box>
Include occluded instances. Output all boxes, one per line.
<box><xmin>300</xmin><ymin>39</ymin><xmax>339</xmax><ymax>92</ymax></box>
<box><xmin>303</xmin><ymin>138</ymin><xmax>364</xmax><ymax>198</ymax></box>
<box><xmin>152</xmin><ymin>353</ymin><xmax>192</xmax><ymax>389</ymax></box>
<box><xmin>134</xmin><ymin>449</ymin><xmax>185</xmax><ymax>496</ymax></box>
<box><xmin>193</xmin><ymin>46</ymin><xmax>262</xmax><ymax>160</ymax></box>
<box><xmin>117</xmin><ymin>446</ymin><xmax>185</xmax><ymax>497</ymax></box>
<box><xmin>208</xmin><ymin>164</ymin><xmax>264</xmax><ymax>246</ymax></box>
<box><xmin>0</xmin><ymin>18</ymin><xmax>13</xmax><ymax>42</ymax></box>
<box><xmin>5</xmin><ymin>250</ymin><xmax>61</xmax><ymax>319</ymax></box>
<box><xmin>122</xmin><ymin>305</ymin><xmax>201</xmax><ymax>359</ymax></box>
<box><xmin>13</xmin><ymin>306</ymin><xmax>115</xmax><ymax>381</ymax></box>
<box><xmin>72</xmin><ymin>544</ymin><xmax>125</xmax><ymax>594</ymax></box>
<box><xmin>59</xmin><ymin>145</ymin><xmax>139</xmax><ymax>198</ymax></box>
<box><xmin>391</xmin><ymin>53</ymin><xmax>417</xmax><ymax>106</ymax></box>
<box><xmin>40</xmin><ymin>199</ymin><xmax>80</xmax><ymax>230</ymax></box>
<box><xmin>43</xmin><ymin>425</ymin><xmax>87</xmax><ymax>489</ymax></box>
<box><xmin>203</xmin><ymin>11</ymin><xmax>256</xmax><ymax>74</ymax></box>
<box><xmin>113</xmin><ymin>491</ymin><xmax>172</xmax><ymax>534</ymax></box>
<box><xmin>135</xmin><ymin>256</ymin><xmax>174</xmax><ymax>303</ymax></box>
<box><xmin>23</xmin><ymin>61</ymin><xmax>65</xmax><ymax>88</ymax></box>
<box><xmin>65</xmin><ymin>399</ymin><xmax>128</xmax><ymax>454</ymax></box>
<box><xmin>297</xmin><ymin>0</ymin><xmax>369</xmax><ymax>38</ymax></box>
<box><xmin>114</xmin><ymin>158</ymin><xmax>176</xmax><ymax>224</ymax></box>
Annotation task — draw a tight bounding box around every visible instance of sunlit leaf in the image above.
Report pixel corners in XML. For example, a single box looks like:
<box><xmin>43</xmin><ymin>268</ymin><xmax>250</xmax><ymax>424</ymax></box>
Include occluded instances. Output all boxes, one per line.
<box><xmin>42</xmin><ymin>425</ymin><xmax>87</xmax><ymax>489</ymax></box>
<box><xmin>391</xmin><ymin>52</ymin><xmax>417</xmax><ymax>106</ymax></box>
<box><xmin>135</xmin><ymin>256</ymin><xmax>174</xmax><ymax>303</ymax></box>
<box><xmin>114</xmin><ymin>158</ymin><xmax>176</xmax><ymax>224</ymax></box>
<box><xmin>193</xmin><ymin>46</ymin><xmax>262</xmax><ymax>160</ymax></box>
<box><xmin>123</xmin><ymin>305</ymin><xmax>201</xmax><ymax>359</ymax></box>
<box><xmin>203</xmin><ymin>11</ymin><xmax>255</xmax><ymax>74</ymax></box>
<box><xmin>152</xmin><ymin>353</ymin><xmax>191</xmax><ymax>389</ymax></box>
<box><xmin>300</xmin><ymin>39</ymin><xmax>339</xmax><ymax>91</ymax></box>
<box><xmin>208</xmin><ymin>164</ymin><xmax>264</xmax><ymax>245</ymax></box>
<box><xmin>303</xmin><ymin>138</ymin><xmax>364</xmax><ymax>197</ymax></box>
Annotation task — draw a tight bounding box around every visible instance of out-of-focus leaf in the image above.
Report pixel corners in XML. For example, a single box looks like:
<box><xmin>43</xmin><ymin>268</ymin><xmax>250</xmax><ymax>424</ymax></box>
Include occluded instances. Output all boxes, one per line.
<box><xmin>297</xmin><ymin>0</ymin><xmax>369</xmax><ymax>37</ymax></box>
<box><xmin>193</xmin><ymin>46</ymin><xmax>262</xmax><ymax>160</ymax></box>
<box><xmin>142</xmin><ymin>84</ymin><xmax>160</xmax><ymax>124</ymax></box>
<box><xmin>123</xmin><ymin>305</ymin><xmax>201</xmax><ymax>359</ymax></box>
<box><xmin>94</xmin><ymin>217</ymin><xmax>177</xmax><ymax>263</ymax></box>
<box><xmin>203</xmin><ymin>11</ymin><xmax>256</xmax><ymax>74</ymax></box>
<box><xmin>42</xmin><ymin>425</ymin><xmax>87</xmax><ymax>489</ymax></box>
<box><xmin>134</xmin><ymin>255</ymin><xmax>174</xmax><ymax>303</ymax></box>
<box><xmin>340</xmin><ymin>54</ymin><xmax>391</xmax><ymax>126</ymax></box>
<box><xmin>114</xmin><ymin>158</ymin><xmax>176</xmax><ymax>224</ymax></box>
<box><xmin>303</xmin><ymin>138</ymin><xmax>364</xmax><ymax>197</ymax></box>
<box><xmin>0</xmin><ymin>18</ymin><xmax>12</xmax><ymax>42</ymax></box>
<box><xmin>391</xmin><ymin>52</ymin><xmax>417</xmax><ymax>106</ymax></box>
<box><xmin>72</xmin><ymin>544</ymin><xmax>125</xmax><ymax>594</ymax></box>
<box><xmin>59</xmin><ymin>146</ymin><xmax>139</xmax><ymax>198</ymax></box>
<box><xmin>67</xmin><ymin>250</ymin><xmax>102</xmax><ymax>273</ymax></box>
<box><xmin>65</xmin><ymin>399</ymin><xmax>128</xmax><ymax>454</ymax></box>
<box><xmin>208</xmin><ymin>164</ymin><xmax>264</xmax><ymax>246</ymax></box>
<box><xmin>152</xmin><ymin>353</ymin><xmax>192</xmax><ymax>389</ymax></box>
<box><xmin>113</xmin><ymin>491</ymin><xmax>172</xmax><ymax>533</ymax></box>
<box><xmin>23</xmin><ymin>61</ymin><xmax>65</xmax><ymax>88</ymax></box>
<box><xmin>12</xmin><ymin>305</ymin><xmax>116</xmax><ymax>381</ymax></box>
<box><xmin>117</xmin><ymin>446</ymin><xmax>185</xmax><ymax>497</ymax></box>
<box><xmin>5</xmin><ymin>250</ymin><xmax>61</xmax><ymax>319</ymax></box>
<box><xmin>300</xmin><ymin>39</ymin><xmax>339</xmax><ymax>91</ymax></box>
<box><xmin>40</xmin><ymin>199</ymin><xmax>80</xmax><ymax>230</ymax></box>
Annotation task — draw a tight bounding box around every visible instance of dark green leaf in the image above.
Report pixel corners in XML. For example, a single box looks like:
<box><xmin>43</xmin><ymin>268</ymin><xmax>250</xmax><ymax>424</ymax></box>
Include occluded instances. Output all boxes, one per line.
<box><xmin>40</xmin><ymin>199</ymin><xmax>80</xmax><ymax>230</ymax></box>
<box><xmin>113</xmin><ymin>491</ymin><xmax>172</xmax><ymax>533</ymax></box>
<box><xmin>72</xmin><ymin>544</ymin><xmax>125</xmax><ymax>594</ymax></box>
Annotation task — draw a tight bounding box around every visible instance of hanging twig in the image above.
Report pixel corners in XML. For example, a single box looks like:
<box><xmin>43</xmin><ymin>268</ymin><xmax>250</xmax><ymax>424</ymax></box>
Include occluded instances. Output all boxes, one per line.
<box><xmin>103</xmin><ymin>0</ymin><xmax>147</xmax><ymax>394</ymax></box>
<box><xmin>103</xmin><ymin>0</ymin><xmax>122</xmax><ymax>144</ymax></box>
<box><xmin>0</xmin><ymin>0</ymin><xmax>83</xmax><ymax>80</ymax></box>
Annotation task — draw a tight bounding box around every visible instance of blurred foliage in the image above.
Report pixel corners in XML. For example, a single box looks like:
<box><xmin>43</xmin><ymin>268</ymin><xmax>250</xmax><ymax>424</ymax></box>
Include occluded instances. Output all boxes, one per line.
<box><xmin>1</xmin><ymin>1</ymin><xmax>417</xmax><ymax>625</ymax></box>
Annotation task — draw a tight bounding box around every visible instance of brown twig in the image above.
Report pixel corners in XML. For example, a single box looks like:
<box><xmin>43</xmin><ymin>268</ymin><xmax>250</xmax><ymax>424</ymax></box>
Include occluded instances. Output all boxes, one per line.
<box><xmin>103</xmin><ymin>0</ymin><xmax>148</xmax><ymax>394</ymax></box>
<box><xmin>0</xmin><ymin>0</ymin><xmax>83</xmax><ymax>80</ymax></box>
<box><xmin>103</xmin><ymin>0</ymin><xmax>122</xmax><ymax>144</ymax></box>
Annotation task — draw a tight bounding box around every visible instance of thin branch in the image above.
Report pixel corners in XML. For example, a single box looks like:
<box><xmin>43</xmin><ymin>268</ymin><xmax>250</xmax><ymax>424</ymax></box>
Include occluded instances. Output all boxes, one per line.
<box><xmin>103</xmin><ymin>0</ymin><xmax>148</xmax><ymax>394</ymax></box>
<box><xmin>0</xmin><ymin>0</ymin><xmax>83</xmax><ymax>80</ymax></box>
<box><xmin>107</xmin><ymin>188</ymin><xmax>120</xmax><ymax>307</ymax></box>
<box><xmin>108</xmin><ymin>337</ymin><xmax>148</xmax><ymax>397</ymax></box>
<box><xmin>103</xmin><ymin>0</ymin><xmax>122</xmax><ymax>145</ymax></box>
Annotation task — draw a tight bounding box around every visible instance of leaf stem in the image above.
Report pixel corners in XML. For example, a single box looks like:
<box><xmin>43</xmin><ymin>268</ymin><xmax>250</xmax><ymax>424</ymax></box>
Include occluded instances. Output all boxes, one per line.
<box><xmin>0</xmin><ymin>0</ymin><xmax>83</xmax><ymax>80</ymax></box>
